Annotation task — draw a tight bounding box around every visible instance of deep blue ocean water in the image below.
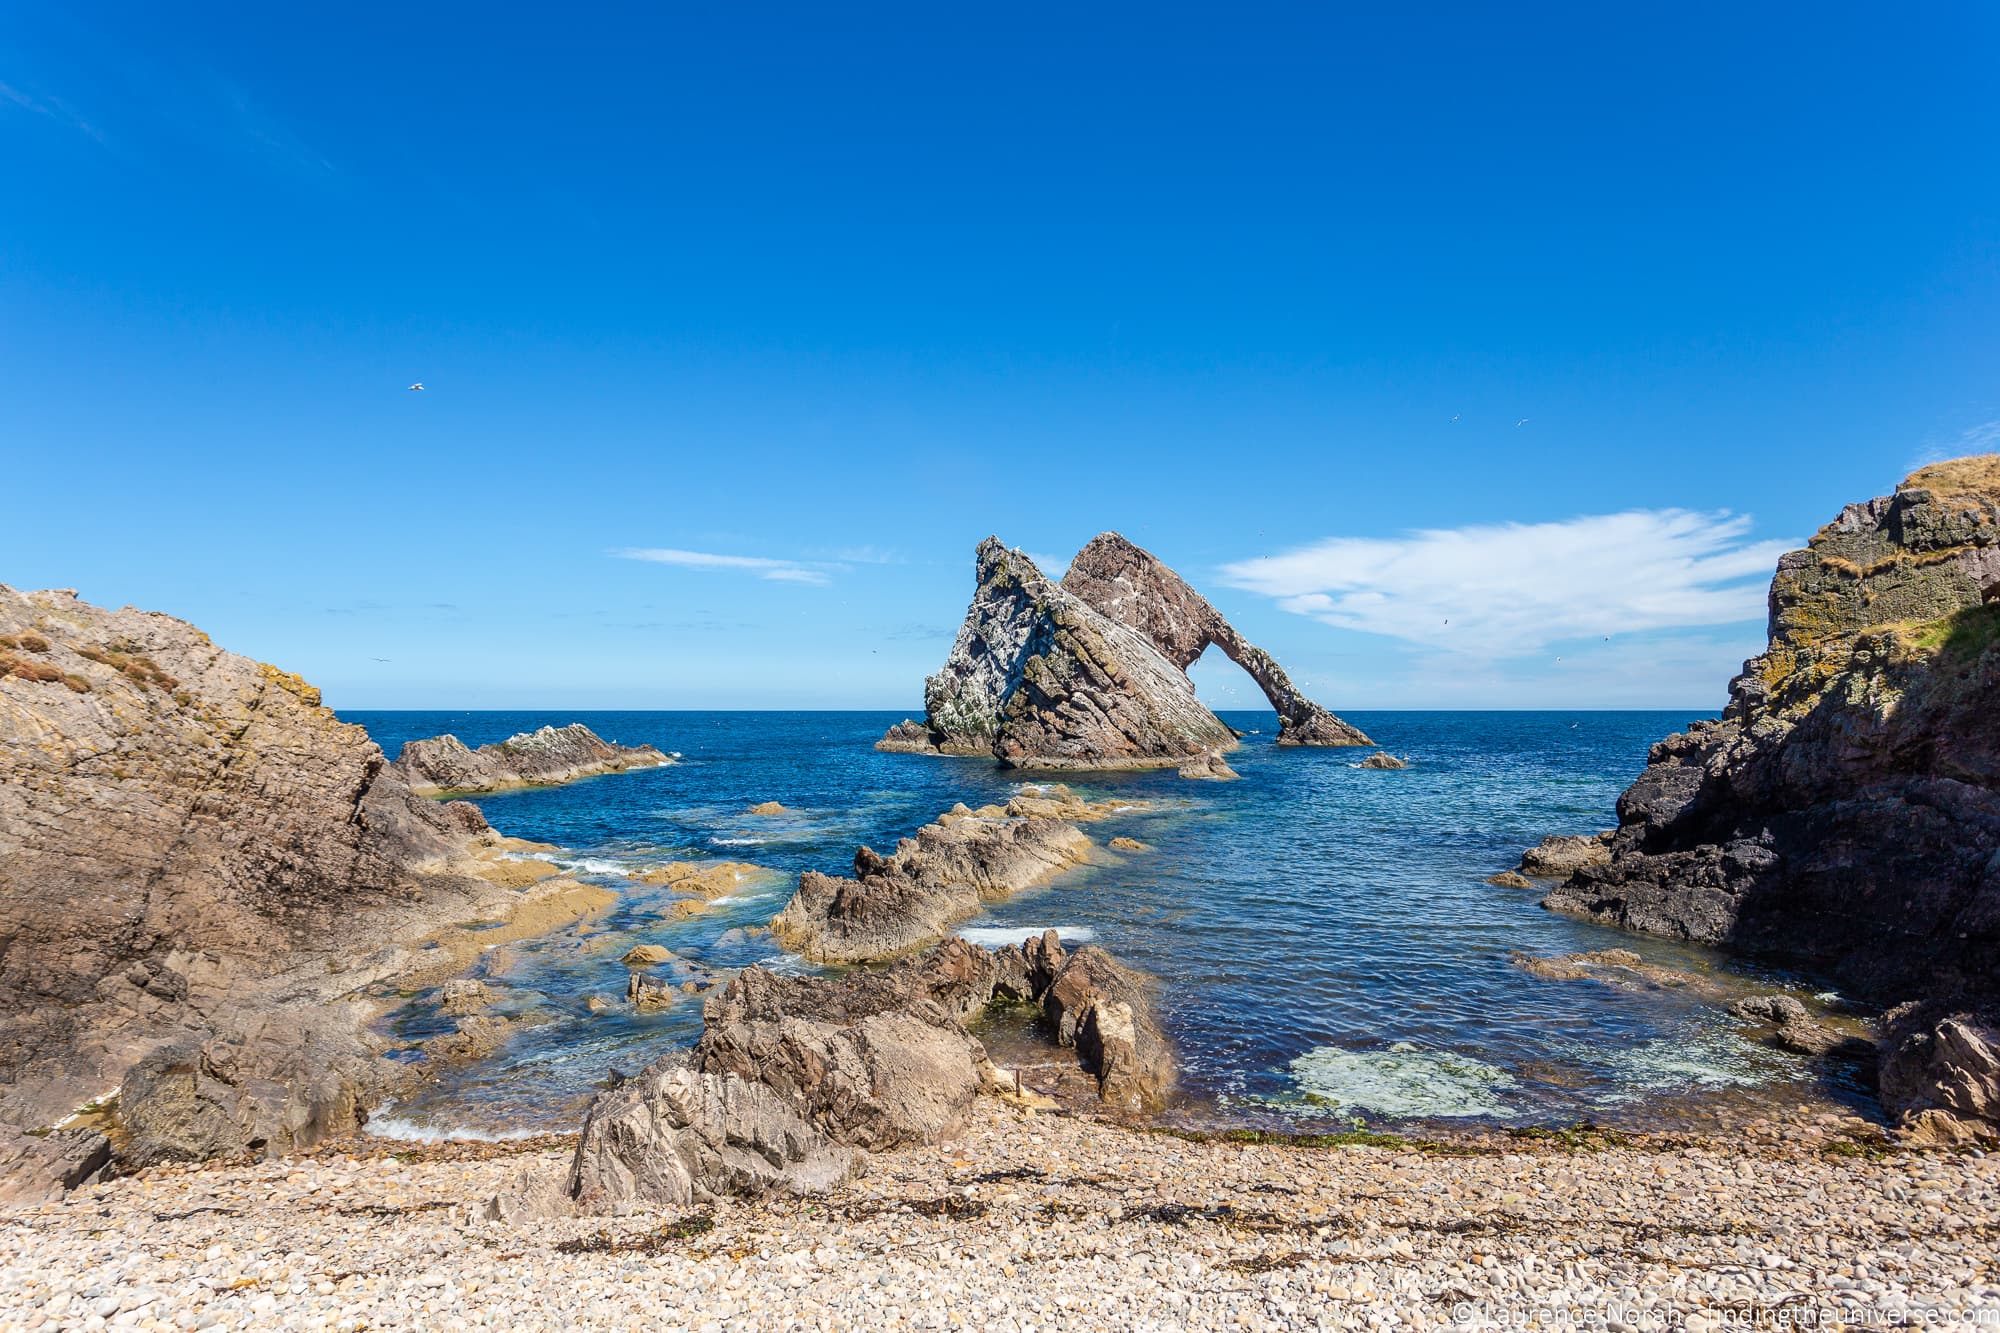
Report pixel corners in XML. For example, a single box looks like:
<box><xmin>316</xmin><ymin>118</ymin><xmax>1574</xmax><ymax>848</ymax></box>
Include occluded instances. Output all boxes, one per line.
<box><xmin>345</xmin><ymin>710</ymin><xmax>1874</xmax><ymax>1140</ymax></box>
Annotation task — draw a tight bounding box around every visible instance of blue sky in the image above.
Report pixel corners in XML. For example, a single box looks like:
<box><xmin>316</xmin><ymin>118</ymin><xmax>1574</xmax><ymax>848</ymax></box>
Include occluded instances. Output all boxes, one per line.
<box><xmin>3</xmin><ymin>4</ymin><xmax>1996</xmax><ymax>710</ymax></box>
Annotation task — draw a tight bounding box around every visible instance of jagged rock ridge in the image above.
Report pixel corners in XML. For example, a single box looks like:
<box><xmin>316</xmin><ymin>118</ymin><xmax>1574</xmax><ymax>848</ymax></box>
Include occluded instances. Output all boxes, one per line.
<box><xmin>770</xmin><ymin>785</ymin><xmax>1126</xmax><ymax>963</ymax></box>
<box><xmin>1536</xmin><ymin>456</ymin><xmax>2000</xmax><ymax>1139</ymax></box>
<box><xmin>879</xmin><ymin>535</ymin><xmax>1367</xmax><ymax>770</ymax></box>
<box><xmin>397</xmin><ymin>723</ymin><xmax>672</xmax><ymax>796</ymax></box>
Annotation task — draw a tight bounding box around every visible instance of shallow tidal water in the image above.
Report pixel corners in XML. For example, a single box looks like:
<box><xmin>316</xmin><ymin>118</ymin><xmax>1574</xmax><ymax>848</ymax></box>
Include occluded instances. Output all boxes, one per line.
<box><xmin>345</xmin><ymin>709</ymin><xmax>1877</xmax><ymax>1141</ymax></box>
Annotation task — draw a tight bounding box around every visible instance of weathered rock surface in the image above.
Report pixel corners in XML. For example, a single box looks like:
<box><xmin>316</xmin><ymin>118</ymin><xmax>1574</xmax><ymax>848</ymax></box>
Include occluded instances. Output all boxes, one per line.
<box><xmin>1878</xmin><ymin>1003</ymin><xmax>2000</xmax><ymax>1144</ymax></box>
<box><xmin>1544</xmin><ymin>457</ymin><xmax>2000</xmax><ymax>1017</ymax></box>
<box><xmin>1357</xmin><ymin>751</ymin><xmax>1409</xmax><ymax>770</ymax></box>
<box><xmin>0</xmin><ymin>1128</ymin><xmax>111</xmax><ymax>1205</ymax></box>
<box><xmin>396</xmin><ymin>723</ymin><xmax>672</xmax><ymax>796</ymax></box>
<box><xmin>0</xmin><ymin>584</ymin><xmax>583</xmax><ymax>1192</ymax></box>
<box><xmin>1062</xmin><ymin>533</ymin><xmax>1372</xmax><ymax>749</ymax></box>
<box><xmin>768</xmin><ymin>789</ymin><xmax>1114</xmax><ymax>963</ymax></box>
<box><xmin>881</xmin><ymin>535</ymin><xmax>1366</xmax><ymax>772</ymax></box>
<box><xmin>548</xmin><ymin>932</ymin><xmax>1176</xmax><ymax>1214</ymax></box>
<box><xmin>1516</xmin><ymin>832</ymin><xmax>1613</xmax><ymax>878</ymax></box>
<box><xmin>1729</xmin><ymin>994</ymin><xmax>1875</xmax><ymax>1061</ymax></box>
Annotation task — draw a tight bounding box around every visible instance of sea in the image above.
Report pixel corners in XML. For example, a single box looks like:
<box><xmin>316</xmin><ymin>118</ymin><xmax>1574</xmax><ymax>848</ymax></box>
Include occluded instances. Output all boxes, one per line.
<box><xmin>344</xmin><ymin>710</ymin><xmax>1878</xmax><ymax>1142</ymax></box>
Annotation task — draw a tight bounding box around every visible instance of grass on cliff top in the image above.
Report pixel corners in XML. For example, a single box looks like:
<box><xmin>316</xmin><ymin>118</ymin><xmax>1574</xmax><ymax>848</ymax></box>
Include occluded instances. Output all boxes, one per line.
<box><xmin>1902</xmin><ymin>453</ymin><xmax>2000</xmax><ymax>498</ymax></box>
<box><xmin>1897</xmin><ymin>601</ymin><xmax>2000</xmax><ymax>661</ymax></box>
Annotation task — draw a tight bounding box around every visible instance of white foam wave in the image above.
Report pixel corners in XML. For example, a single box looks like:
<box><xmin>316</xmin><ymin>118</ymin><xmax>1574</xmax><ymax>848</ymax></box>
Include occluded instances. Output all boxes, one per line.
<box><xmin>497</xmin><ymin>851</ymin><xmax>637</xmax><ymax>877</ymax></box>
<box><xmin>1594</xmin><ymin>1027</ymin><xmax>1791</xmax><ymax>1097</ymax></box>
<box><xmin>363</xmin><ymin>1105</ymin><xmax>544</xmax><ymax>1144</ymax></box>
<box><xmin>1287</xmin><ymin>1042</ymin><xmax>1517</xmax><ymax>1119</ymax></box>
<box><xmin>955</xmin><ymin>925</ymin><xmax>1097</xmax><ymax>947</ymax></box>
<box><xmin>709</xmin><ymin>836</ymin><xmax>767</xmax><ymax>847</ymax></box>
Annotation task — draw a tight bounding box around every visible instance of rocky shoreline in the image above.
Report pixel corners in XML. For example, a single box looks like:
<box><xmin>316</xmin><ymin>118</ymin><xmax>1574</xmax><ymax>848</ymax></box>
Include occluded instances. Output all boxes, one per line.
<box><xmin>4</xmin><ymin>1099</ymin><xmax>1995</xmax><ymax>1331</ymax></box>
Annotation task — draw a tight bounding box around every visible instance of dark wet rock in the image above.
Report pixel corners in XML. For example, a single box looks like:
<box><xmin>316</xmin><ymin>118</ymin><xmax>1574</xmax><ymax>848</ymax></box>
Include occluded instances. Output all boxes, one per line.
<box><xmin>1516</xmin><ymin>832</ymin><xmax>1613</xmax><ymax>878</ymax></box>
<box><xmin>769</xmin><ymin>792</ymin><xmax>1104</xmax><ymax>963</ymax></box>
<box><xmin>1544</xmin><ymin>456</ymin><xmax>2000</xmax><ymax>1020</ymax></box>
<box><xmin>881</xmin><ymin>535</ymin><xmax>1366</xmax><ymax>772</ymax></box>
<box><xmin>396</xmin><ymin>723</ymin><xmax>672</xmax><ymax>796</ymax></box>
<box><xmin>1357</xmin><ymin>751</ymin><xmax>1409</xmax><ymax>770</ymax></box>
<box><xmin>0</xmin><ymin>583</ymin><xmax>516</xmax><ymax>1191</ymax></box>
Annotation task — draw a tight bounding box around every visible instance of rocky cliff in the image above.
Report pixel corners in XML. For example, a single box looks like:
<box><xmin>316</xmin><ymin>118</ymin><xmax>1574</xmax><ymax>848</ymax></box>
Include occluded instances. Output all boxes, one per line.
<box><xmin>1538</xmin><ymin>457</ymin><xmax>2000</xmax><ymax>1137</ymax></box>
<box><xmin>0</xmin><ymin>585</ymin><xmax>564</xmax><ymax>1195</ymax></box>
<box><xmin>879</xmin><ymin>536</ymin><xmax>1366</xmax><ymax>770</ymax></box>
<box><xmin>397</xmin><ymin>723</ymin><xmax>672</xmax><ymax>796</ymax></box>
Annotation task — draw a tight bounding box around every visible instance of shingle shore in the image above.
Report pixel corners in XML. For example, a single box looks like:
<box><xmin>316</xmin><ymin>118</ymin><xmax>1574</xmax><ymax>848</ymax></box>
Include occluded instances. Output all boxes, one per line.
<box><xmin>3</xmin><ymin>1100</ymin><xmax>1997</xmax><ymax>1332</ymax></box>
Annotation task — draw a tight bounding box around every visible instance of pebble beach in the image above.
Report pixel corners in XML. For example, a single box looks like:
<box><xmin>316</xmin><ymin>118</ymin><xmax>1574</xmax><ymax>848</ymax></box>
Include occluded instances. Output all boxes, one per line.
<box><xmin>5</xmin><ymin>1101</ymin><xmax>1997</xmax><ymax>1332</ymax></box>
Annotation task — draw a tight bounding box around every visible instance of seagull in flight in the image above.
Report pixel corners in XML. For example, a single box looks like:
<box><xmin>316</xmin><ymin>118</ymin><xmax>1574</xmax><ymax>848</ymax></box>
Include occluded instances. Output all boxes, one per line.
<box><xmin>407</xmin><ymin>382</ymin><xmax>425</xmax><ymax>392</ymax></box>
<box><xmin>371</xmin><ymin>657</ymin><xmax>392</xmax><ymax>662</ymax></box>
<box><xmin>1450</xmin><ymin>414</ymin><xmax>1460</xmax><ymax>423</ymax></box>
<box><xmin>1515</xmin><ymin>417</ymin><xmax>1529</xmax><ymax>428</ymax></box>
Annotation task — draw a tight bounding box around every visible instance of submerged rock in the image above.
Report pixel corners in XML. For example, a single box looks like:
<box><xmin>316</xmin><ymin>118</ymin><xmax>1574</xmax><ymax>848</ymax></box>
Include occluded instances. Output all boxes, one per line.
<box><xmin>396</xmin><ymin>723</ymin><xmax>672</xmax><ymax>796</ymax></box>
<box><xmin>0</xmin><ymin>584</ymin><xmax>519</xmax><ymax>1188</ymax></box>
<box><xmin>1357</xmin><ymin>751</ymin><xmax>1409</xmax><ymax>770</ymax></box>
<box><xmin>881</xmin><ymin>535</ymin><xmax>1367</xmax><ymax>772</ymax></box>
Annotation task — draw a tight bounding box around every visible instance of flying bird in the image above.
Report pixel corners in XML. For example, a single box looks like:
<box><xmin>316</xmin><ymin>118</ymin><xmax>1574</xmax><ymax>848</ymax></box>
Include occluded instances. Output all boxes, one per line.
<box><xmin>407</xmin><ymin>382</ymin><xmax>425</xmax><ymax>391</ymax></box>
<box><xmin>1450</xmin><ymin>414</ymin><xmax>1460</xmax><ymax>423</ymax></box>
<box><xmin>371</xmin><ymin>657</ymin><xmax>391</xmax><ymax>662</ymax></box>
<box><xmin>1515</xmin><ymin>418</ymin><xmax>1529</xmax><ymax>428</ymax></box>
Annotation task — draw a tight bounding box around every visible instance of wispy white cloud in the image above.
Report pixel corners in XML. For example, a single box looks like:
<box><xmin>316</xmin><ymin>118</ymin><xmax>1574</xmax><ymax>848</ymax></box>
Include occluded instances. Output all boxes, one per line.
<box><xmin>0</xmin><ymin>78</ymin><xmax>104</xmax><ymax>142</ymax></box>
<box><xmin>1220</xmin><ymin>510</ymin><xmax>1795</xmax><ymax>655</ymax></box>
<box><xmin>615</xmin><ymin>547</ymin><xmax>836</xmax><ymax>586</ymax></box>
<box><xmin>1025</xmin><ymin>552</ymin><xmax>1070</xmax><ymax>578</ymax></box>
<box><xmin>1908</xmin><ymin>419</ymin><xmax>2000</xmax><ymax>475</ymax></box>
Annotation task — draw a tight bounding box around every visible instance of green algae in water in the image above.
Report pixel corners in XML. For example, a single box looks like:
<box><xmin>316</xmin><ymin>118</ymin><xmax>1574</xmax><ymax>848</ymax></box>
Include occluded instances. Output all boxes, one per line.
<box><xmin>1282</xmin><ymin>1042</ymin><xmax>1518</xmax><ymax>1119</ymax></box>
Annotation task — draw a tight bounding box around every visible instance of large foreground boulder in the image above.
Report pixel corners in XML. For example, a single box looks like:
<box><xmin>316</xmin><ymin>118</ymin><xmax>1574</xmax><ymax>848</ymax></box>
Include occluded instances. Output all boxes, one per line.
<box><xmin>538</xmin><ymin>933</ymin><xmax>1176</xmax><ymax>1215</ymax></box>
<box><xmin>877</xmin><ymin>536</ymin><xmax>1367</xmax><ymax>771</ymax></box>
<box><xmin>0</xmin><ymin>584</ymin><xmax>531</xmax><ymax>1189</ymax></box>
<box><xmin>397</xmin><ymin>723</ymin><xmax>672</xmax><ymax>796</ymax></box>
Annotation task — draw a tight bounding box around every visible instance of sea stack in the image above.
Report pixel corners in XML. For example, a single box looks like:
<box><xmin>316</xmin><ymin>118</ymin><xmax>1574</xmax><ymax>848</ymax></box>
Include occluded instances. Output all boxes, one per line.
<box><xmin>878</xmin><ymin>534</ymin><xmax>1368</xmax><ymax>771</ymax></box>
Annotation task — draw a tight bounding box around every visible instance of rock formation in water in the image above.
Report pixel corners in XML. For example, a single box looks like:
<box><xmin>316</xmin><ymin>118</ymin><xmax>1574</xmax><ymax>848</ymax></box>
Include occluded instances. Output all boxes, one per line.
<box><xmin>770</xmin><ymin>786</ymin><xmax>1131</xmax><ymax>963</ymax></box>
<box><xmin>1536</xmin><ymin>456</ymin><xmax>2000</xmax><ymax>1138</ymax></box>
<box><xmin>1061</xmin><ymin>533</ymin><xmax>1372</xmax><ymax>748</ymax></box>
<box><xmin>876</xmin><ymin>536</ymin><xmax>1367</xmax><ymax>771</ymax></box>
<box><xmin>0</xmin><ymin>585</ymin><xmax>592</xmax><ymax>1198</ymax></box>
<box><xmin>397</xmin><ymin>723</ymin><xmax>672</xmax><ymax>796</ymax></box>
<box><xmin>521</xmin><ymin>931</ymin><xmax>1174</xmax><ymax>1214</ymax></box>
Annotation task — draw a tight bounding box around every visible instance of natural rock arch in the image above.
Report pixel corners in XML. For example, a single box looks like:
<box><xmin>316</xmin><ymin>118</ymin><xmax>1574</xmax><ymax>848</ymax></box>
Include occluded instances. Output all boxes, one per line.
<box><xmin>1059</xmin><ymin>533</ymin><xmax>1369</xmax><ymax>747</ymax></box>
